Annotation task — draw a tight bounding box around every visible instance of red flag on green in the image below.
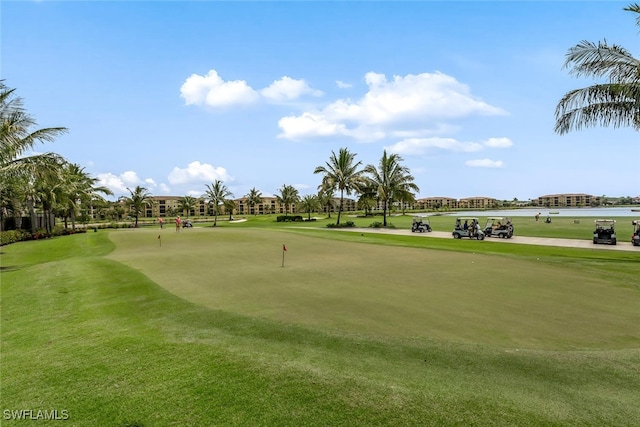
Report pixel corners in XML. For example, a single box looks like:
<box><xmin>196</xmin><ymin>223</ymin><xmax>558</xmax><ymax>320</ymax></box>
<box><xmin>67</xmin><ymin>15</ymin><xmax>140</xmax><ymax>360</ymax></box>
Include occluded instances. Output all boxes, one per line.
<box><xmin>283</xmin><ymin>244</ymin><xmax>287</xmax><ymax>251</ymax></box>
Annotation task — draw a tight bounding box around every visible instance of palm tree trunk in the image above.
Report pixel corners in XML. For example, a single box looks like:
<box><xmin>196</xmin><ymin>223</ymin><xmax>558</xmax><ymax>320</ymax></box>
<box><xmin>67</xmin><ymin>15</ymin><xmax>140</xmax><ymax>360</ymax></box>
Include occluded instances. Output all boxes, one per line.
<box><xmin>337</xmin><ymin>190</ymin><xmax>344</xmax><ymax>225</ymax></box>
<box><xmin>383</xmin><ymin>200</ymin><xmax>388</xmax><ymax>227</ymax></box>
<box><xmin>27</xmin><ymin>199</ymin><xmax>37</xmax><ymax>234</ymax></box>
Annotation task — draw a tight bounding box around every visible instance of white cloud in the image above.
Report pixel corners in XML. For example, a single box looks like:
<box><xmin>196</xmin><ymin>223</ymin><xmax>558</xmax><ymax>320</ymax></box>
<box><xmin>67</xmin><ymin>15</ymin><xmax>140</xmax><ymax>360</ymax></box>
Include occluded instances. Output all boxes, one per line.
<box><xmin>167</xmin><ymin>161</ymin><xmax>231</xmax><ymax>185</ymax></box>
<box><xmin>465</xmin><ymin>159</ymin><xmax>504</xmax><ymax>168</ymax></box>
<box><xmin>180</xmin><ymin>69</ymin><xmax>259</xmax><ymax>107</ymax></box>
<box><xmin>277</xmin><ymin>112</ymin><xmax>348</xmax><ymax>139</ymax></box>
<box><xmin>278</xmin><ymin>71</ymin><xmax>507</xmax><ymax>141</ymax></box>
<box><xmin>260</xmin><ymin>76</ymin><xmax>323</xmax><ymax>101</ymax></box>
<box><xmin>181</xmin><ymin>70</ymin><xmax>322</xmax><ymax>108</ymax></box>
<box><xmin>97</xmin><ymin>171</ymin><xmax>151</xmax><ymax>195</ymax></box>
<box><xmin>97</xmin><ymin>173</ymin><xmax>128</xmax><ymax>194</ymax></box>
<box><xmin>336</xmin><ymin>80</ymin><xmax>352</xmax><ymax>88</ymax></box>
<box><xmin>483</xmin><ymin>137</ymin><xmax>513</xmax><ymax>148</ymax></box>
<box><xmin>386</xmin><ymin>137</ymin><xmax>484</xmax><ymax>156</ymax></box>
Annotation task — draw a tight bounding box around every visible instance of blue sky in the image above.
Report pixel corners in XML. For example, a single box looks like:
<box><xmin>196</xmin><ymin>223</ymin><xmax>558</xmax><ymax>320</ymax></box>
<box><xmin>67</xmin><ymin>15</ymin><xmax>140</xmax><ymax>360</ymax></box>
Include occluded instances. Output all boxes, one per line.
<box><xmin>3</xmin><ymin>1</ymin><xmax>639</xmax><ymax>201</ymax></box>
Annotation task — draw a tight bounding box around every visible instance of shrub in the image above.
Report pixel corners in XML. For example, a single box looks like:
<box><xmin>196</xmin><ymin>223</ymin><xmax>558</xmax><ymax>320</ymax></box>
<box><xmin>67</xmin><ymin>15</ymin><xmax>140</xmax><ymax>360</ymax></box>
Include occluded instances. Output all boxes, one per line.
<box><xmin>276</xmin><ymin>215</ymin><xmax>304</xmax><ymax>222</ymax></box>
<box><xmin>326</xmin><ymin>221</ymin><xmax>356</xmax><ymax>228</ymax></box>
<box><xmin>0</xmin><ymin>230</ymin><xmax>29</xmax><ymax>246</ymax></box>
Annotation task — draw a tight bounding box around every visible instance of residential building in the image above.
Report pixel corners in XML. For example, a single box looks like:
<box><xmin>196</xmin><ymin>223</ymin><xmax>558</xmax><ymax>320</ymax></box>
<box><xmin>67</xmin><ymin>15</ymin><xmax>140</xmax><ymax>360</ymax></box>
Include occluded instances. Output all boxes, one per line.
<box><xmin>535</xmin><ymin>193</ymin><xmax>599</xmax><ymax>208</ymax></box>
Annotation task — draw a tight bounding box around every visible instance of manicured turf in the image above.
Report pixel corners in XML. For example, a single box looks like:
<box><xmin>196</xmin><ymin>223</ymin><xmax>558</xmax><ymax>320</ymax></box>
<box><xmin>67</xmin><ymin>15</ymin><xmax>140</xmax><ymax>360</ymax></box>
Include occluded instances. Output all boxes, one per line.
<box><xmin>109</xmin><ymin>227</ymin><xmax>639</xmax><ymax>349</ymax></box>
<box><xmin>1</xmin><ymin>227</ymin><xmax>639</xmax><ymax>426</ymax></box>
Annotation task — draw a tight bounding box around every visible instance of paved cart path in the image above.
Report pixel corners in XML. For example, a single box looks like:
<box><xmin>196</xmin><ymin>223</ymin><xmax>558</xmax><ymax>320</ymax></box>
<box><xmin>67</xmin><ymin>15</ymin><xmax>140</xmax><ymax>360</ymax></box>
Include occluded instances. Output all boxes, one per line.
<box><xmin>332</xmin><ymin>228</ymin><xmax>638</xmax><ymax>252</ymax></box>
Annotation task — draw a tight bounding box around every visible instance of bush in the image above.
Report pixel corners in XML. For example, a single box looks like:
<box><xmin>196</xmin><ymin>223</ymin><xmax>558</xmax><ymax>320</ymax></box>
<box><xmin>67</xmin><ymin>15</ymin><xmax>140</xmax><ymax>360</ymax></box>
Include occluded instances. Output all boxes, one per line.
<box><xmin>368</xmin><ymin>221</ymin><xmax>396</xmax><ymax>229</ymax></box>
<box><xmin>0</xmin><ymin>230</ymin><xmax>29</xmax><ymax>246</ymax></box>
<box><xmin>326</xmin><ymin>221</ymin><xmax>356</xmax><ymax>228</ymax></box>
<box><xmin>276</xmin><ymin>215</ymin><xmax>304</xmax><ymax>222</ymax></box>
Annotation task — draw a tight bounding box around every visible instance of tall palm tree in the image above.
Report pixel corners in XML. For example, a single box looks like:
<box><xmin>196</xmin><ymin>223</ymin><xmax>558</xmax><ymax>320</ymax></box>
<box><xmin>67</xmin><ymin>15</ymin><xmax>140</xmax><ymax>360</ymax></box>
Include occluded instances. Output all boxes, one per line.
<box><xmin>275</xmin><ymin>184</ymin><xmax>300</xmax><ymax>215</ymax></box>
<box><xmin>203</xmin><ymin>180</ymin><xmax>233</xmax><ymax>226</ymax></box>
<box><xmin>363</xmin><ymin>150</ymin><xmax>419</xmax><ymax>227</ymax></box>
<box><xmin>245</xmin><ymin>187</ymin><xmax>263</xmax><ymax>215</ymax></box>
<box><xmin>313</xmin><ymin>147</ymin><xmax>365</xmax><ymax>225</ymax></box>
<box><xmin>0</xmin><ymin>81</ymin><xmax>67</xmax><ymax>177</ymax></box>
<box><xmin>299</xmin><ymin>194</ymin><xmax>320</xmax><ymax>220</ymax></box>
<box><xmin>125</xmin><ymin>186</ymin><xmax>153</xmax><ymax>228</ymax></box>
<box><xmin>555</xmin><ymin>3</ymin><xmax>640</xmax><ymax>134</ymax></box>
<box><xmin>178</xmin><ymin>195</ymin><xmax>197</xmax><ymax>218</ymax></box>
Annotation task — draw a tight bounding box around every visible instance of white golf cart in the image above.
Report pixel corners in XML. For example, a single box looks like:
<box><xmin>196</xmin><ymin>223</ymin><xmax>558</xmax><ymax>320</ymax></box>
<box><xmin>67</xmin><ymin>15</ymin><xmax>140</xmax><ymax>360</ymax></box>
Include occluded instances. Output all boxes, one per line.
<box><xmin>483</xmin><ymin>216</ymin><xmax>514</xmax><ymax>239</ymax></box>
<box><xmin>452</xmin><ymin>217</ymin><xmax>485</xmax><ymax>240</ymax></box>
<box><xmin>411</xmin><ymin>216</ymin><xmax>432</xmax><ymax>233</ymax></box>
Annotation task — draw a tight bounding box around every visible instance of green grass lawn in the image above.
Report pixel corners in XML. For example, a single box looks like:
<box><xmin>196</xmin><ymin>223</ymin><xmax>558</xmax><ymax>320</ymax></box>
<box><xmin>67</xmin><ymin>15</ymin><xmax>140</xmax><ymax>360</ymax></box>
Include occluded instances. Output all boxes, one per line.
<box><xmin>185</xmin><ymin>212</ymin><xmax>639</xmax><ymax>242</ymax></box>
<box><xmin>1</xmin><ymin>227</ymin><xmax>639</xmax><ymax>426</ymax></box>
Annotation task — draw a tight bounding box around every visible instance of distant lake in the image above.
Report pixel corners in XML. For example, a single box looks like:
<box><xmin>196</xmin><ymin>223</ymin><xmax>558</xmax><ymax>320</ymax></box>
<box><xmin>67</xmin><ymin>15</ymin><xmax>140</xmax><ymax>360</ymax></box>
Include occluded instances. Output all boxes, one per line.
<box><xmin>420</xmin><ymin>207</ymin><xmax>640</xmax><ymax>218</ymax></box>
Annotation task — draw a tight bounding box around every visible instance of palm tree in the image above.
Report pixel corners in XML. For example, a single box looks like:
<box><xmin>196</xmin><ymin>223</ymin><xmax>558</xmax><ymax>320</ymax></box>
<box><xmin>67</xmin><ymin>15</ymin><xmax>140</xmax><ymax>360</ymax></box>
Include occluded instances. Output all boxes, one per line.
<box><xmin>203</xmin><ymin>180</ymin><xmax>233</xmax><ymax>226</ymax></box>
<box><xmin>125</xmin><ymin>186</ymin><xmax>153</xmax><ymax>227</ymax></box>
<box><xmin>363</xmin><ymin>150</ymin><xmax>419</xmax><ymax>227</ymax></box>
<box><xmin>0</xmin><ymin>81</ymin><xmax>67</xmax><ymax>177</ymax></box>
<box><xmin>275</xmin><ymin>184</ymin><xmax>300</xmax><ymax>215</ymax></box>
<box><xmin>59</xmin><ymin>163</ymin><xmax>112</xmax><ymax>230</ymax></box>
<box><xmin>245</xmin><ymin>187</ymin><xmax>263</xmax><ymax>215</ymax></box>
<box><xmin>299</xmin><ymin>194</ymin><xmax>320</xmax><ymax>220</ymax></box>
<box><xmin>223</xmin><ymin>199</ymin><xmax>236</xmax><ymax>220</ymax></box>
<box><xmin>313</xmin><ymin>147</ymin><xmax>365</xmax><ymax>225</ymax></box>
<box><xmin>555</xmin><ymin>3</ymin><xmax>640</xmax><ymax>134</ymax></box>
<box><xmin>356</xmin><ymin>181</ymin><xmax>378</xmax><ymax>217</ymax></box>
<box><xmin>178</xmin><ymin>195</ymin><xmax>197</xmax><ymax>218</ymax></box>
<box><xmin>316</xmin><ymin>182</ymin><xmax>334</xmax><ymax>218</ymax></box>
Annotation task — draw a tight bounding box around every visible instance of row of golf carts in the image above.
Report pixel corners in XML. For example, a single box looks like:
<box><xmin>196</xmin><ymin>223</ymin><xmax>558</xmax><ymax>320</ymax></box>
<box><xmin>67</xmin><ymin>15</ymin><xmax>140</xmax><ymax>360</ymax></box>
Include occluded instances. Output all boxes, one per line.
<box><xmin>411</xmin><ymin>216</ymin><xmax>514</xmax><ymax>240</ymax></box>
<box><xmin>594</xmin><ymin>219</ymin><xmax>640</xmax><ymax>246</ymax></box>
<box><xmin>412</xmin><ymin>216</ymin><xmax>640</xmax><ymax>246</ymax></box>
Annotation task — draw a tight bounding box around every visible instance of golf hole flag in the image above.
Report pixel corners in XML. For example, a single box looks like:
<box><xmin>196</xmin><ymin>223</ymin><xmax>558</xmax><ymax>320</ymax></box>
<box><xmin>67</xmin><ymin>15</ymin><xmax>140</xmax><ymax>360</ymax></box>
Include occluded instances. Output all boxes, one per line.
<box><xmin>281</xmin><ymin>243</ymin><xmax>287</xmax><ymax>267</ymax></box>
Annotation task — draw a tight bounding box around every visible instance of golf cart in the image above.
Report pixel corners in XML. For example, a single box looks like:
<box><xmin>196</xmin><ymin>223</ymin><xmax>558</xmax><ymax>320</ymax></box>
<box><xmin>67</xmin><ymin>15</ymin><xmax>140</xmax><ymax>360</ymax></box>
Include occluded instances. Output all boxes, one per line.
<box><xmin>452</xmin><ymin>217</ymin><xmax>485</xmax><ymax>240</ymax></box>
<box><xmin>411</xmin><ymin>216</ymin><xmax>432</xmax><ymax>232</ymax></box>
<box><xmin>483</xmin><ymin>216</ymin><xmax>514</xmax><ymax>238</ymax></box>
<box><xmin>632</xmin><ymin>220</ymin><xmax>640</xmax><ymax>246</ymax></box>
<box><xmin>182</xmin><ymin>219</ymin><xmax>193</xmax><ymax>228</ymax></box>
<box><xmin>593</xmin><ymin>219</ymin><xmax>616</xmax><ymax>245</ymax></box>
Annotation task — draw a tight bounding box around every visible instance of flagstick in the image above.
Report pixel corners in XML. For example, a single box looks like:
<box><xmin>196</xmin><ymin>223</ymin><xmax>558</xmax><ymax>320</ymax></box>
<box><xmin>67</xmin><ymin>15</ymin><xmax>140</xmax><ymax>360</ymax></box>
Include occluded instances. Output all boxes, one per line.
<box><xmin>158</xmin><ymin>235</ymin><xmax>162</xmax><ymax>247</ymax></box>
<box><xmin>281</xmin><ymin>247</ymin><xmax>285</xmax><ymax>267</ymax></box>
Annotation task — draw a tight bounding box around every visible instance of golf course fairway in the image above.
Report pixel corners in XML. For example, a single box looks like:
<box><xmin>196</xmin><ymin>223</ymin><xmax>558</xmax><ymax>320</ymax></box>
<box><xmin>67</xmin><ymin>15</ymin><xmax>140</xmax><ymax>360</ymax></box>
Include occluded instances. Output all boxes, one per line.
<box><xmin>1</xmin><ymin>227</ymin><xmax>639</xmax><ymax>426</ymax></box>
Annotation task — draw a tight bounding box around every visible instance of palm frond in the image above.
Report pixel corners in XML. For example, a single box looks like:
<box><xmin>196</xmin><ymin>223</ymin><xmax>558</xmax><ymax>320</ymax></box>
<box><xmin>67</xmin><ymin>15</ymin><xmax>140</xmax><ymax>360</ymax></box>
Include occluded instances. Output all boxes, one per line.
<box><xmin>555</xmin><ymin>83</ymin><xmax>640</xmax><ymax>134</ymax></box>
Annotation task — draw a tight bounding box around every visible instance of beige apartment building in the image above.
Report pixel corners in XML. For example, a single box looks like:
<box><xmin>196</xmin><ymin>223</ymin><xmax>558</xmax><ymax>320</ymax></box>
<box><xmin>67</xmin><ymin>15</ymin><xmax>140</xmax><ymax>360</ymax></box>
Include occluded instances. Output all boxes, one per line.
<box><xmin>131</xmin><ymin>196</ymin><xmax>358</xmax><ymax>219</ymax></box>
<box><xmin>458</xmin><ymin>197</ymin><xmax>498</xmax><ymax>209</ymax></box>
<box><xmin>415</xmin><ymin>197</ymin><xmax>459</xmax><ymax>210</ymax></box>
<box><xmin>535</xmin><ymin>193</ymin><xmax>599</xmax><ymax>208</ymax></box>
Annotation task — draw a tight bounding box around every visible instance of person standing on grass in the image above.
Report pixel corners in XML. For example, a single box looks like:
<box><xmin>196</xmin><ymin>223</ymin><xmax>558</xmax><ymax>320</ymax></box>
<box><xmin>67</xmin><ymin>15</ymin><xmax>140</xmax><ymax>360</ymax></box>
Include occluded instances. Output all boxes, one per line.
<box><xmin>175</xmin><ymin>215</ymin><xmax>181</xmax><ymax>232</ymax></box>
<box><xmin>158</xmin><ymin>217</ymin><xmax>164</xmax><ymax>229</ymax></box>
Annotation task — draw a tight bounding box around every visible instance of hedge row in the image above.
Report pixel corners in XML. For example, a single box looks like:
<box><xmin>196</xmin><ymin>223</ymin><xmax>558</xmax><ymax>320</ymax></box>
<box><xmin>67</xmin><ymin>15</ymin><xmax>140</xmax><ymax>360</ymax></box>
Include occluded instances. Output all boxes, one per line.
<box><xmin>0</xmin><ymin>228</ymin><xmax>87</xmax><ymax>246</ymax></box>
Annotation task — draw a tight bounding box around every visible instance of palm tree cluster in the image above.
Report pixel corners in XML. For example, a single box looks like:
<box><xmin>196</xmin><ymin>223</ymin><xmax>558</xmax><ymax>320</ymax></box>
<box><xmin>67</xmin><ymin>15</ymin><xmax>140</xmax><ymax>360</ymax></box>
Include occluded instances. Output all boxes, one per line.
<box><xmin>0</xmin><ymin>81</ymin><xmax>112</xmax><ymax>233</ymax></box>
<box><xmin>314</xmin><ymin>147</ymin><xmax>419</xmax><ymax>226</ymax></box>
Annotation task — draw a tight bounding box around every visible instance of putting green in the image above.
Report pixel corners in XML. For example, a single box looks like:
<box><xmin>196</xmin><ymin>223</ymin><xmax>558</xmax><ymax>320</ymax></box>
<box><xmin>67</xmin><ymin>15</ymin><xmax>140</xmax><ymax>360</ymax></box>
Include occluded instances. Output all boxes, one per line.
<box><xmin>107</xmin><ymin>227</ymin><xmax>640</xmax><ymax>350</ymax></box>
